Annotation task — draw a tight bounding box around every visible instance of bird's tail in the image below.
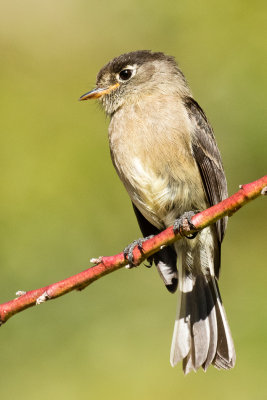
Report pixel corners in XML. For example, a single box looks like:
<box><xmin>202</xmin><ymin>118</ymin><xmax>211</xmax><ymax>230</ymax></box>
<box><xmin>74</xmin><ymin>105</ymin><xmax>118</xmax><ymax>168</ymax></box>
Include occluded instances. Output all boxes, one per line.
<box><xmin>170</xmin><ymin>249</ymin><xmax>236</xmax><ymax>374</ymax></box>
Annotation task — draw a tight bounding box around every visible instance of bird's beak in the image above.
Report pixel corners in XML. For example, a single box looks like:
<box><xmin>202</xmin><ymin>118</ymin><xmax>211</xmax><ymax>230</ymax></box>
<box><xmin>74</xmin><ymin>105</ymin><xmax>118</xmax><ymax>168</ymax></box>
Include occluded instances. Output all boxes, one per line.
<box><xmin>79</xmin><ymin>83</ymin><xmax>120</xmax><ymax>101</ymax></box>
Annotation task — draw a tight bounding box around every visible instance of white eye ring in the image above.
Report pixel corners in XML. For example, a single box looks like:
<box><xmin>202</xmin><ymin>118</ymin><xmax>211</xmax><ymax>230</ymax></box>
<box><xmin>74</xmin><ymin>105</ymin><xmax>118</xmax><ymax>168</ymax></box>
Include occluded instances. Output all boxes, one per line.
<box><xmin>117</xmin><ymin>65</ymin><xmax>137</xmax><ymax>82</ymax></box>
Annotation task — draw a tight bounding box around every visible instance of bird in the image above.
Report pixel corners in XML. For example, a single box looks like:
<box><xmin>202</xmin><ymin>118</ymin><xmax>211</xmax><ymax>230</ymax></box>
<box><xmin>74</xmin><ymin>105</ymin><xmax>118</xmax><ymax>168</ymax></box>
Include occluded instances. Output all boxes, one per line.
<box><xmin>79</xmin><ymin>50</ymin><xmax>236</xmax><ymax>374</ymax></box>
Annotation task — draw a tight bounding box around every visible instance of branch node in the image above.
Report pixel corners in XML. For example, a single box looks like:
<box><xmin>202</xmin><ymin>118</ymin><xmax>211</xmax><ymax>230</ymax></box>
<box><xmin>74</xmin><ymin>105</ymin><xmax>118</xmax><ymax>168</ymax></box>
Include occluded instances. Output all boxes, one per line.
<box><xmin>36</xmin><ymin>291</ymin><xmax>50</xmax><ymax>305</ymax></box>
<box><xmin>16</xmin><ymin>290</ymin><xmax>27</xmax><ymax>297</ymax></box>
<box><xmin>261</xmin><ymin>186</ymin><xmax>267</xmax><ymax>195</ymax></box>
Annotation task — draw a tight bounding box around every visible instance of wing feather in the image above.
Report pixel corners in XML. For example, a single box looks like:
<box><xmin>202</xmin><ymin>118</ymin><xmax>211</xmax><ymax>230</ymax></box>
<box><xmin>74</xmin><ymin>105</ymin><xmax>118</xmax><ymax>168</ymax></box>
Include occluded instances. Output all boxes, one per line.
<box><xmin>185</xmin><ymin>97</ymin><xmax>228</xmax><ymax>276</ymax></box>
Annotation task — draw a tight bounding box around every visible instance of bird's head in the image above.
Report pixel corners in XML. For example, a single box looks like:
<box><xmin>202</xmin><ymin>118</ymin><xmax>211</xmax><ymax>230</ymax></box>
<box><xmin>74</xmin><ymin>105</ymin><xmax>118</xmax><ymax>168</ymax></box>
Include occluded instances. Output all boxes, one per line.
<box><xmin>79</xmin><ymin>50</ymin><xmax>190</xmax><ymax>115</ymax></box>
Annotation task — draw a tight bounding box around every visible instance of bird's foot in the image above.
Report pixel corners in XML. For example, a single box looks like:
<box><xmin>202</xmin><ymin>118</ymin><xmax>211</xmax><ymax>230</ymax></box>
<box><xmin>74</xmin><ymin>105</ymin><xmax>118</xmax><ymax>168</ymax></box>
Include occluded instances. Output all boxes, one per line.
<box><xmin>173</xmin><ymin>211</ymin><xmax>199</xmax><ymax>239</ymax></box>
<box><xmin>124</xmin><ymin>235</ymin><xmax>154</xmax><ymax>268</ymax></box>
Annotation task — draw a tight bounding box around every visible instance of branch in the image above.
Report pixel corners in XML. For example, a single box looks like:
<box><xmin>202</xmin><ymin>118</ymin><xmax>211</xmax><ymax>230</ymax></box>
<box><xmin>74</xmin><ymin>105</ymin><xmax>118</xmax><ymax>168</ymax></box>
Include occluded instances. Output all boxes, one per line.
<box><xmin>0</xmin><ymin>176</ymin><xmax>266</xmax><ymax>326</ymax></box>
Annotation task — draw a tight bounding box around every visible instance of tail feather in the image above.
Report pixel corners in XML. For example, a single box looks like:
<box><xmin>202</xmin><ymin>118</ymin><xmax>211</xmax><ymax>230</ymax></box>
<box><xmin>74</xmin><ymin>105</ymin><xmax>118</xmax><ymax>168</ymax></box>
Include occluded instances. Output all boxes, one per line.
<box><xmin>212</xmin><ymin>279</ymin><xmax>236</xmax><ymax>369</ymax></box>
<box><xmin>202</xmin><ymin>286</ymin><xmax>218</xmax><ymax>371</ymax></box>
<box><xmin>170</xmin><ymin>247</ymin><xmax>235</xmax><ymax>374</ymax></box>
<box><xmin>189</xmin><ymin>275</ymin><xmax>211</xmax><ymax>370</ymax></box>
<box><xmin>170</xmin><ymin>291</ymin><xmax>191</xmax><ymax>366</ymax></box>
<box><xmin>183</xmin><ymin>351</ymin><xmax>195</xmax><ymax>374</ymax></box>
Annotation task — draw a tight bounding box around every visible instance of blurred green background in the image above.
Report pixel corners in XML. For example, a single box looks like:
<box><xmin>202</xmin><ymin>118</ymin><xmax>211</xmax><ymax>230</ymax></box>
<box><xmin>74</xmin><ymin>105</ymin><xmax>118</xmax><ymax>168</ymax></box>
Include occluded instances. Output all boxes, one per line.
<box><xmin>0</xmin><ymin>1</ymin><xmax>266</xmax><ymax>399</ymax></box>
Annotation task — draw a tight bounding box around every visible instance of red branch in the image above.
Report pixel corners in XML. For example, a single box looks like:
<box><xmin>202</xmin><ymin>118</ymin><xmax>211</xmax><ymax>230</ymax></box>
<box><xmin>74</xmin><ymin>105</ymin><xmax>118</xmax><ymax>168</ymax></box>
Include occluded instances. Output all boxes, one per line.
<box><xmin>0</xmin><ymin>176</ymin><xmax>266</xmax><ymax>326</ymax></box>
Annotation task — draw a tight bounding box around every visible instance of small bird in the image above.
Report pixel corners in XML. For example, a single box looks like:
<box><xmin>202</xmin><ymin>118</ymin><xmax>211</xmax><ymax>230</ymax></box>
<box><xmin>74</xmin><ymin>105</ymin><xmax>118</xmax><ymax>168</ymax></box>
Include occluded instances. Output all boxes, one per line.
<box><xmin>80</xmin><ymin>50</ymin><xmax>236</xmax><ymax>373</ymax></box>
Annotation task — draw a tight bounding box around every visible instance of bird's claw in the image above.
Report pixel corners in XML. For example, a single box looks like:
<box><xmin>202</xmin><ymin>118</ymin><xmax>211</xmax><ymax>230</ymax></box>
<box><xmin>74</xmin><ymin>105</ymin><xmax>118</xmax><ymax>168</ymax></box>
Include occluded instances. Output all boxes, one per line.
<box><xmin>124</xmin><ymin>235</ymin><xmax>154</xmax><ymax>268</ymax></box>
<box><xmin>173</xmin><ymin>211</ymin><xmax>199</xmax><ymax>239</ymax></box>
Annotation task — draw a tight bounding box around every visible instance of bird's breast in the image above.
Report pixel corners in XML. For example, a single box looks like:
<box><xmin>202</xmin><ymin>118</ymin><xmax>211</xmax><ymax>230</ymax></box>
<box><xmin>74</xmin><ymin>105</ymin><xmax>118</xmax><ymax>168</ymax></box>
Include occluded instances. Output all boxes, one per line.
<box><xmin>108</xmin><ymin>96</ymin><xmax>207</xmax><ymax>228</ymax></box>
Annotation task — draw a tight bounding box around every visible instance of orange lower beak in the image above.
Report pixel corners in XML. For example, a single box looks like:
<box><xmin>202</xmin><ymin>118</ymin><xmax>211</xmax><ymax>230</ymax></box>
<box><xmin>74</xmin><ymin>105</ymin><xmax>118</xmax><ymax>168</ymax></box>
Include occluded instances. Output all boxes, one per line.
<box><xmin>79</xmin><ymin>83</ymin><xmax>120</xmax><ymax>101</ymax></box>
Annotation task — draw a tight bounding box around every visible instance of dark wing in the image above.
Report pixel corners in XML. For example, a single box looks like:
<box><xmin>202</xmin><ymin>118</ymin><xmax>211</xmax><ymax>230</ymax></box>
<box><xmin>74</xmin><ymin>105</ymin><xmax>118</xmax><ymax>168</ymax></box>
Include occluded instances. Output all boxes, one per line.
<box><xmin>132</xmin><ymin>202</ymin><xmax>178</xmax><ymax>293</ymax></box>
<box><xmin>185</xmin><ymin>97</ymin><xmax>228</xmax><ymax>277</ymax></box>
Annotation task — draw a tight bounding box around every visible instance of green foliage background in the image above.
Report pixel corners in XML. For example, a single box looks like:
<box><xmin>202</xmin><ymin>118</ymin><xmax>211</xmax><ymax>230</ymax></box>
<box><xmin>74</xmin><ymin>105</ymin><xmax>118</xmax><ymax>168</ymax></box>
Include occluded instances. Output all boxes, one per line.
<box><xmin>0</xmin><ymin>1</ymin><xmax>266</xmax><ymax>399</ymax></box>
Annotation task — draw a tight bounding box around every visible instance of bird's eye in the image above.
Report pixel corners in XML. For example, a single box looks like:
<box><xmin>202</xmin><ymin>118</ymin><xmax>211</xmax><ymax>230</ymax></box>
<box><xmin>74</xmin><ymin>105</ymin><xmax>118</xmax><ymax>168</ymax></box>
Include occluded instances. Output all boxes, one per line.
<box><xmin>119</xmin><ymin>69</ymin><xmax>133</xmax><ymax>81</ymax></box>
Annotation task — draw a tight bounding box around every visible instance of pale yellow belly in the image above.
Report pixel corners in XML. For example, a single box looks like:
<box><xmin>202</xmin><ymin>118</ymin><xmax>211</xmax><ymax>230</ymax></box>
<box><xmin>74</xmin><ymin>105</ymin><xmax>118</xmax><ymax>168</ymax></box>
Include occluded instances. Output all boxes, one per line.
<box><xmin>122</xmin><ymin>156</ymin><xmax>207</xmax><ymax>230</ymax></box>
